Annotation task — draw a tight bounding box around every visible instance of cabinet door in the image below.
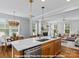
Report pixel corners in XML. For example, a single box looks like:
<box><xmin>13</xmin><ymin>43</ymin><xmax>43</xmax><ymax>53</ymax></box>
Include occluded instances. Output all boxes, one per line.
<box><xmin>41</xmin><ymin>43</ymin><xmax>51</xmax><ymax>57</ymax></box>
<box><xmin>54</xmin><ymin>39</ymin><xmax>61</xmax><ymax>55</ymax></box>
<box><xmin>50</xmin><ymin>41</ymin><xmax>55</xmax><ymax>56</ymax></box>
<box><xmin>13</xmin><ymin>47</ymin><xmax>24</xmax><ymax>58</ymax></box>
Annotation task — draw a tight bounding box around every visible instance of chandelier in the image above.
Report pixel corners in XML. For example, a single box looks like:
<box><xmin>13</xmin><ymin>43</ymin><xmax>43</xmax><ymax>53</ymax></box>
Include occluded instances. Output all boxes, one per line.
<box><xmin>8</xmin><ymin>11</ymin><xmax>20</xmax><ymax>27</ymax></box>
<box><xmin>8</xmin><ymin>20</ymin><xmax>19</xmax><ymax>27</ymax></box>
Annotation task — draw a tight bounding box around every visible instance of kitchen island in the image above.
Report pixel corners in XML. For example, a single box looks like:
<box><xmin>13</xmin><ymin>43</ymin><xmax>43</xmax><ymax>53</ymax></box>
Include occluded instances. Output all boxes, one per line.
<box><xmin>11</xmin><ymin>36</ymin><xmax>61</xmax><ymax>58</ymax></box>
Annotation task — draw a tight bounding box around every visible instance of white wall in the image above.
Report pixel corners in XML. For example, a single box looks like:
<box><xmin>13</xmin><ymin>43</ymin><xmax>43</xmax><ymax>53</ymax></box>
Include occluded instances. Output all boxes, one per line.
<box><xmin>19</xmin><ymin>19</ymin><xmax>31</xmax><ymax>37</ymax></box>
<box><xmin>70</xmin><ymin>20</ymin><xmax>79</xmax><ymax>34</ymax></box>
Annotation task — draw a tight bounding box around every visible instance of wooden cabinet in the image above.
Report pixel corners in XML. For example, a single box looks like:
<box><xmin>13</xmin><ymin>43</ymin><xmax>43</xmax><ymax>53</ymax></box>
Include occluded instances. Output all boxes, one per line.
<box><xmin>50</xmin><ymin>41</ymin><xmax>55</xmax><ymax>56</ymax></box>
<box><xmin>41</xmin><ymin>42</ymin><xmax>52</xmax><ymax>57</ymax></box>
<box><xmin>13</xmin><ymin>47</ymin><xmax>24</xmax><ymax>58</ymax></box>
<box><xmin>41</xmin><ymin>39</ymin><xmax>61</xmax><ymax>58</ymax></box>
<box><xmin>12</xmin><ymin>38</ymin><xmax>61</xmax><ymax>58</ymax></box>
<box><xmin>54</xmin><ymin>39</ymin><xmax>61</xmax><ymax>55</ymax></box>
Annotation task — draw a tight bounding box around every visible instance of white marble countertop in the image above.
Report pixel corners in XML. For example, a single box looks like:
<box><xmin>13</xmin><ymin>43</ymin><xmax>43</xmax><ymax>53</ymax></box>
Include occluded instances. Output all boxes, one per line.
<box><xmin>11</xmin><ymin>36</ymin><xmax>60</xmax><ymax>51</ymax></box>
<box><xmin>61</xmin><ymin>40</ymin><xmax>79</xmax><ymax>50</ymax></box>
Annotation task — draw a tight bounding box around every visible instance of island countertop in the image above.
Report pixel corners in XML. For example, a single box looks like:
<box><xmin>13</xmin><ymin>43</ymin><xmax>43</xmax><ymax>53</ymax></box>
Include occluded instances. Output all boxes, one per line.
<box><xmin>11</xmin><ymin>36</ymin><xmax>60</xmax><ymax>51</ymax></box>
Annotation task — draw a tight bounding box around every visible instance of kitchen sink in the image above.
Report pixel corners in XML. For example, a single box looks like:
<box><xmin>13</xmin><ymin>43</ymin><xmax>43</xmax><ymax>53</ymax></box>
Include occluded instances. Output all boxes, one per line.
<box><xmin>37</xmin><ymin>39</ymin><xmax>49</xmax><ymax>42</ymax></box>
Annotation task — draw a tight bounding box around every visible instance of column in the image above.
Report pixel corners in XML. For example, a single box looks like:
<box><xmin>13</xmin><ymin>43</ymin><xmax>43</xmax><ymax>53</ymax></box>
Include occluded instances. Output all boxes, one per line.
<box><xmin>29</xmin><ymin>19</ymin><xmax>33</xmax><ymax>36</ymax></box>
<box><xmin>48</xmin><ymin>24</ymin><xmax>51</xmax><ymax>36</ymax></box>
<box><xmin>35</xmin><ymin>22</ymin><xmax>37</xmax><ymax>35</ymax></box>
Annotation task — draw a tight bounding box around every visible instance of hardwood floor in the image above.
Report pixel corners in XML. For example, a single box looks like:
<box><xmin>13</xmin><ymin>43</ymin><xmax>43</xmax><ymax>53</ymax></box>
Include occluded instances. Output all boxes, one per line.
<box><xmin>0</xmin><ymin>46</ymin><xmax>79</xmax><ymax>58</ymax></box>
<box><xmin>58</xmin><ymin>46</ymin><xmax>79</xmax><ymax>58</ymax></box>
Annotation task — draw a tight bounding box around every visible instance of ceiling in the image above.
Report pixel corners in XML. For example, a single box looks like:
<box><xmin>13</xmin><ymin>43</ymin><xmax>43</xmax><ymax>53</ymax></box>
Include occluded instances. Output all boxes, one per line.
<box><xmin>0</xmin><ymin>0</ymin><xmax>79</xmax><ymax>21</ymax></box>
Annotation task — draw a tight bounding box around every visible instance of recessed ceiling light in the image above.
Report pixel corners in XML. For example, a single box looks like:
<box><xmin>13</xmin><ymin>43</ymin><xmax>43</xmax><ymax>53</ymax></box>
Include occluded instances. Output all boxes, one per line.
<box><xmin>66</xmin><ymin>0</ymin><xmax>71</xmax><ymax>2</ymax></box>
<box><xmin>41</xmin><ymin>0</ymin><xmax>46</xmax><ymax>2</ymax></box>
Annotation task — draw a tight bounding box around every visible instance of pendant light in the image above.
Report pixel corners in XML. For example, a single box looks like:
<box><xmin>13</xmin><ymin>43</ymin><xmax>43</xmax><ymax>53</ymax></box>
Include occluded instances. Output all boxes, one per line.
<box><xmin>29</xmin><ymin>0</ymin><xmax>33</xmax><ymax>18</ymax></box>
<box><xmin>8</xmin><ymin>11</ymin><xmax>19</xmax><ymax>27</ymax></box>
<box><xmin>42</xmin><ymin>6</ymin><xmax>45</xmax><ymax>21</ymax></box>
<box><xmin>41</xmin><ymin>6</ymin><xmax>45</xmax><ymax>35</ymax></box>
<box><xmin>29</xmin><ymin>0</ymin><xmax>34</xmax><ymax>36</ymax></box>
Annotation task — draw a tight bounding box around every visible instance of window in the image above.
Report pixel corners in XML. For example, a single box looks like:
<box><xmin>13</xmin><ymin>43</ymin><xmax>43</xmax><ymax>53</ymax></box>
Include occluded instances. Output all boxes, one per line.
<box><xmin>32</xmin><ymin>23</ymin><xmax>36</xmax><ymax>35</ymax></box>
<box><xmin>0</xmin><ymin>19</ymin><xmax>20</xmax><ymax>37</ymax></box>
<box><xmin>0</xmin><ymin>21</ymin><xmax>9</xmax><ymax>36</ymax></box>
<box><xmin>41</xmin><ymin>24</ymin><xmax>48</xmax><ymax>32</ymax></box>
<box><xmin>64</xmin><ymin>23</ymin><xmax>70</xmax><ymax>35</ymax></box>
<box><xmin>41</xmin><ymin>23</ymin><xmax>48</xmax><ymax>36</ymax></box>
<box><xmin>8</xmin><ymin>20</ymin><xmax>20</xmax><ymax>36</ymax></box>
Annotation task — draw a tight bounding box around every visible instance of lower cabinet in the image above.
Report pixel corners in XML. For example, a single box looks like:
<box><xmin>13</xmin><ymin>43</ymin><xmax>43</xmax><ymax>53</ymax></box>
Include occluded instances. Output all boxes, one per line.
<box><xmin>50</xmin><ymin>42</ymin><xmax>55</xmax><ymax>56</ymax></box>
<box><xmin>13</xmin><ymin>47</ymin><xmax>24</xmax><ymax>58</ymax></box>
<box><xmin>41</xmin><ymin>39</ymin><xmax>61</xmax><ymax>58</ymax></box>
<box><xmin>54</xmin><ymin>39</ymin><xmax>61</xmax><ymax>55</ymax></box>
<box><xmin>41</xmin><ymin>43</ymin><xmax>52</xmax><ymax>57</ymax></box>
<box><xmin>13</xmin><ymin>38</ymin><xmax>61</xmax><ymax>58</ymax></box>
